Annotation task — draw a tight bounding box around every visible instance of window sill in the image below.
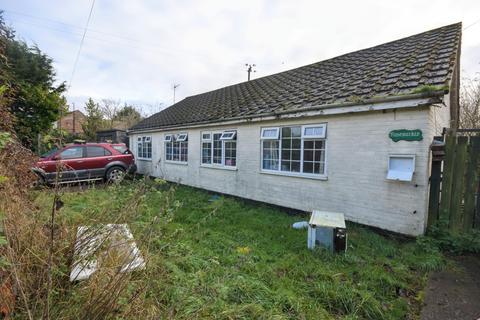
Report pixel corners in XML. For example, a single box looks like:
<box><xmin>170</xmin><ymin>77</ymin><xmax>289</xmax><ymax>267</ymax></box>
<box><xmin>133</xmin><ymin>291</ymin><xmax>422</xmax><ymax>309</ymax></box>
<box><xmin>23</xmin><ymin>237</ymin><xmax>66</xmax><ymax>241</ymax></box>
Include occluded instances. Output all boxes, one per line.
<box><xmin>260</xmin><ymin>169</ymin><xmax>328</xmax><ymax>180</ymax></box>
<box><xmin>200</xmin><ymin>164</ymin><xmax>238</xmax><ymax>171</ymax></box>
<box><xmin>137</xmin><ymin>158</ymin><xmax>152</xmax><ymax>162</ymax></box>
<box><xmin>165</xmin><ymin>160</ymin><xmax>188</xmax><ymax>166</ymax></box>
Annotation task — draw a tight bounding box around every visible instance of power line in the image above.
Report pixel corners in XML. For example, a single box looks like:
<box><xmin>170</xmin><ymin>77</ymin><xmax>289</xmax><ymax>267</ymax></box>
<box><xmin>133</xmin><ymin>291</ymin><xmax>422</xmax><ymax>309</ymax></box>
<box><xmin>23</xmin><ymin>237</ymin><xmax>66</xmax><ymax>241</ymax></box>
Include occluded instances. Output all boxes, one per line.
<box><xmin>68</xmin><ymin>0</ymin><xmax>96</xmax><ymax>91</ymax></box>
<box><xmin>4</xmin><ymin>9</ymin><xmax>158</xmax><ymax>48</ymax></box>
<box><xmin>3</xmin><ymin>10</ymin><xmax>217</xmax><ymax>62</ymax></box>
<box><xmin>464</xmin><ymin>17</ymin><xmax>480</xmax><ymax>31</ymax></box>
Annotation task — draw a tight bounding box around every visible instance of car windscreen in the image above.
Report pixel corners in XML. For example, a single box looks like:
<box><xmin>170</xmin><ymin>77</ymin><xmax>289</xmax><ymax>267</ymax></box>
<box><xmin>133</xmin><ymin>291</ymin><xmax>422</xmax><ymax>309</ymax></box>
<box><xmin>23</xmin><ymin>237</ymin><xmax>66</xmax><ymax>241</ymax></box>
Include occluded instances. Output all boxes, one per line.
<box><xmin>40</xmin><ymin>148</ymin><xmax>59</xmax><ymax>158</ymax></box>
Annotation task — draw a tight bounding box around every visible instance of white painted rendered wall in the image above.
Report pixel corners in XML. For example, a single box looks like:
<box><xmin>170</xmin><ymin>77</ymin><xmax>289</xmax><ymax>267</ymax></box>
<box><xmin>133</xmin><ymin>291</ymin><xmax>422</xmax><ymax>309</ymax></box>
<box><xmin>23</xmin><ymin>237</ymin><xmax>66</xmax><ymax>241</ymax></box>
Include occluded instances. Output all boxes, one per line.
<box><xmin>130</xmin><ymin>106</ymin><xmax>437</xmax><ymax>236</ymax></box>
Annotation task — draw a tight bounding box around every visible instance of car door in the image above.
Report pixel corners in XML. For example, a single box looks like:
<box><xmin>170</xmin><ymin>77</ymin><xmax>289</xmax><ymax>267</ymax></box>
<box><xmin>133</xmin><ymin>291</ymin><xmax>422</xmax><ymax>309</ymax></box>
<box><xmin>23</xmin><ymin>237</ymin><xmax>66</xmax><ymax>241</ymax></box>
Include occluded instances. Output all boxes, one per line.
<box><xmin>84</xmin><ymin>146</ymin><xmax>113</xmax><ymax>179</ymax></box>
<box><xmin>57</xmin><ymin>146</ymin><xmax>87</xmax><ymax>181</ymax></box>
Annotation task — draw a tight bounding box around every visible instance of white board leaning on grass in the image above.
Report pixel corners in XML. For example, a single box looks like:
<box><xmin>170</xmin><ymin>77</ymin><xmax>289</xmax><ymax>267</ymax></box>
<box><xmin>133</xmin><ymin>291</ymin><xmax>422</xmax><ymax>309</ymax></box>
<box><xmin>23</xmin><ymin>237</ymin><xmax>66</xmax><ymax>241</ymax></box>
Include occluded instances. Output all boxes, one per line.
<box><xmin>70</xmin><ymin>224</ymin><xmax>145</xmax><ymax>282</ymax></box>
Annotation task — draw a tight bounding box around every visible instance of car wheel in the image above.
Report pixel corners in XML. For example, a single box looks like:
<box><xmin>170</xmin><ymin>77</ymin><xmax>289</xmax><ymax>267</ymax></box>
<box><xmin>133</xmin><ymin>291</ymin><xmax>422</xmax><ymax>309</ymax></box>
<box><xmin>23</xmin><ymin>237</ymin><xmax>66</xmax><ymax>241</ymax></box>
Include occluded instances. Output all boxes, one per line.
<box><xmin>32</xmin><ymin>174</ymin><xmax>46</xmax><ymax>188</ymax></box>
<box><xmin>106</xmin><ymin>166</ymin><xmax>125</xmax><ymax>183</ymax></box>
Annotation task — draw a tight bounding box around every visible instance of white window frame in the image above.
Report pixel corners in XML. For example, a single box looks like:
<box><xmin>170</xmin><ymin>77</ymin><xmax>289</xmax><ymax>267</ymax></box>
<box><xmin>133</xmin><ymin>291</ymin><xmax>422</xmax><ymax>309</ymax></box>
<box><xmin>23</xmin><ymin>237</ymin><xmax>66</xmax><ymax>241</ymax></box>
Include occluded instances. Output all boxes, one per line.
<box><xmin>164</xmin><ymin>133</ymin><xmax>188</xmax><ymax>164</ymax></box>
<box><xmin>202</xmin><ymin>133</ymin><xmax>211</xmax><ymax>141</ymax></box>
<box><xmin>137</xmin><ymin>135</ymin><xmax>152</xmax><ymax>160</ymax></box>
<box><xmin>164</xmin><ymin>134</ymin><xmax>173</xmax><ymax>142</ymax></box>
<box><xmin>176</xmin><ymin>133</ymin><xmax>188</xmax><ymax>142</ymax></box>
<box><xmin>220</xmin><ymin>130</ymin><xmax>236</xmax><ymax>140</ymax></box>
<box><xmin>200</xmin><ymin>130</ymin><xmax>237</xmax><ymax>170</ymax></box>
<box><xmin>261</xmin><ymin>127</ymin><xmax>280</xmax><ymax>140</ymax></box>
<box><xmin>386</xmin><ymin>154</ymin><xmax>415</xmax><ymax>182</ymax></box>
<box><xmin>302</xmin><ymin>124</ymin><xmax>327</xmax><ymax>139</ymax></box>
<box><xmin>260</xmin><ymin>124</ymin><xmax>328</xmax><ymax>179</ymax></box>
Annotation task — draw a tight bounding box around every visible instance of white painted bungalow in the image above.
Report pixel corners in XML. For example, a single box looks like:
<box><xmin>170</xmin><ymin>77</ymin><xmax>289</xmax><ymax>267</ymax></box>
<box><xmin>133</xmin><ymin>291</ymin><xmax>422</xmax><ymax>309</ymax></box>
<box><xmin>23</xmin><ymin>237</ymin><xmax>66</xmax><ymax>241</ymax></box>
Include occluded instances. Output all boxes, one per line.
<box><xmin>128</xmin><ymin>23</ymin><xmax>462</xmax><ymax>236</ymax></box>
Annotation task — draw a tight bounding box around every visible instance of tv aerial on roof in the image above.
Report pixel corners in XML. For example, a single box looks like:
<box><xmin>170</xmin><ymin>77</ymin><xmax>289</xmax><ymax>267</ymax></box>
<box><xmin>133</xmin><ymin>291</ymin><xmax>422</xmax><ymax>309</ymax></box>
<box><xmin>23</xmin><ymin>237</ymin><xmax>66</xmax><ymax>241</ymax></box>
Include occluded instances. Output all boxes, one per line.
<box><xmin>245</xmin><ymin>63</ymin><xmax>256</xmax><ymax>81</ymax></box>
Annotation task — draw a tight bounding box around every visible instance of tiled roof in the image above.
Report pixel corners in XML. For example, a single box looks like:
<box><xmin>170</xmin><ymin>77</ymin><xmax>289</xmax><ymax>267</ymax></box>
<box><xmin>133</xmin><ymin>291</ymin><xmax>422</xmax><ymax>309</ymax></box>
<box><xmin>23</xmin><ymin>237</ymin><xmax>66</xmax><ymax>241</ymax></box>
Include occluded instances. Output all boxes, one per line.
<box><xmin>131</xmin><ymin>23</ymin><xmax>461</xmax><ymax>131</ymax></box>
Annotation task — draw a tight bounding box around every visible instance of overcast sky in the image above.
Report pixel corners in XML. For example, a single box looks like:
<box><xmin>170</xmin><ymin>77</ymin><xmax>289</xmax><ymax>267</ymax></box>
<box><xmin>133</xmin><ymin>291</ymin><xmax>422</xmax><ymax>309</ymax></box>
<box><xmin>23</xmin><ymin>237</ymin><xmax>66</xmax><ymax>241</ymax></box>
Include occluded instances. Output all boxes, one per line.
<box><xmin>2</xmin><ymin>0</ymin><xmax>480</xmax><ymax>116</ymax></box>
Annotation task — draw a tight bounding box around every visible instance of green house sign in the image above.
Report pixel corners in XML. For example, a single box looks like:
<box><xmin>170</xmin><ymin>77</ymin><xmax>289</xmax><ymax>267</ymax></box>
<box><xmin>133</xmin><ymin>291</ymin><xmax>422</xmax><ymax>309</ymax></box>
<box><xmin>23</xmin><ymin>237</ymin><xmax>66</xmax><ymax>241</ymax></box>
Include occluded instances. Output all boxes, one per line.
<box><xmin>389</xmin><ymin>129</ymin><xmax>423</xmax><ymax>142</ymax></box>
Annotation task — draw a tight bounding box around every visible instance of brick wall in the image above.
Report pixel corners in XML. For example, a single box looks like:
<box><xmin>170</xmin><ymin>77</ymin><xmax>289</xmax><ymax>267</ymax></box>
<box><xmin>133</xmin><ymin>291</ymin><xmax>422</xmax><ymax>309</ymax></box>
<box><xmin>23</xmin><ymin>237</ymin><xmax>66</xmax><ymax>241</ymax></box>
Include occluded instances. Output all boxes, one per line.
<box><xmin>57</xmin><ymin>111</ymin><xmax>86</xmax><ymax>134</ymax></box>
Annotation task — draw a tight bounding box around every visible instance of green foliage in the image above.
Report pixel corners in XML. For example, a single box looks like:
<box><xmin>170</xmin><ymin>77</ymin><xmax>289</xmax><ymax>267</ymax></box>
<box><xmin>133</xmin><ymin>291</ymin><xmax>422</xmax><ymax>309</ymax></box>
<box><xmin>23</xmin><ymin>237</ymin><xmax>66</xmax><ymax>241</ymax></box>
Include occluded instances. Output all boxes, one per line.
<box><xmin>82</xmin><ymin>98</ymin><xmax>105</xmax><ymax>141</ymax></box>
<box><xmin>12</xmin><ymin>83</ymin><xmax>66</xmax><ymax>145</ymax></box>
<box><xmin>113</xmin><ymin>104</ymin><xmax>143</xmax><ymax>128</ymax></box>
<box><xmin>412</xmin><ymin>84</ymin><xmax>449</xmax><ymax>95</ymax></box>
<box><xmin>420</xmin><ymin>223</ymin><xmax>480</xmax><ymax>254</ymax></box>
<box><xmin>38</xmin><ymin>128</ymin><xmax>79</xmax><ymax>155</ymax></box>
<box><xmin>0</xmin><ymin>131</ymin><xmax>11</xmax><ymax>149</ymax></box>
<box><xmin>0</xmin><ymin>13</ymin><xmax>66</xmax><ymax>148</ymax></box>
<box><xmin>33</xmin><ymin>182</ymin><xmax>443</xmax><ymax>319</ymax></box>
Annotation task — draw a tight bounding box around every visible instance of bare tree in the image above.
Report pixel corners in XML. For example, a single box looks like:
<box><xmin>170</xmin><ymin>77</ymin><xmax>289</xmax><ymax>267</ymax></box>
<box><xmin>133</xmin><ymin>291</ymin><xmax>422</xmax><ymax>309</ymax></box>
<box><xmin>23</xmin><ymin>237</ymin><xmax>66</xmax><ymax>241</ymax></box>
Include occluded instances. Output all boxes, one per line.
<box><xmin>459</xmin><ymin>76</ymin><xmax>480</xmax><ymax>129</ymax></box>
<box><xmin>100</xmin><ymin>99</ymin><xmax>121</xmax><ymax>129</ymax></box>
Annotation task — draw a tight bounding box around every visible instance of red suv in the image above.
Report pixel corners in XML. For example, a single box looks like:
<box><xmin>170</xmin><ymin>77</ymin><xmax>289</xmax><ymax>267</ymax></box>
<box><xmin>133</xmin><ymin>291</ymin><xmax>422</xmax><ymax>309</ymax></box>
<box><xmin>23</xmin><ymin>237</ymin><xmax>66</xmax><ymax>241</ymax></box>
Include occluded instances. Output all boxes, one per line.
<box><xmin>33</xmin><ymin>143</ymin><xmax>137</xmax><ymax>184</ymax></box>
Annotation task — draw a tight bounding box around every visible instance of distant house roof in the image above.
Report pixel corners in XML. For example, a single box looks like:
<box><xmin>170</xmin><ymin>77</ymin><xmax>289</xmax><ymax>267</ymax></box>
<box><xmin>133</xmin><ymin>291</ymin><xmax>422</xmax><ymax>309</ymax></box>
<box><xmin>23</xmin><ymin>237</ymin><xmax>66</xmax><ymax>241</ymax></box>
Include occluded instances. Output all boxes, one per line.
<box><xmin>66</xmin><ymin>110</ymin><xmax>86</xmax><ymax>118</ymax></box>
<box><xmin>131</xmin><ymin>23</ymin><xmax>461</xmax><ymax>131</ymax></box>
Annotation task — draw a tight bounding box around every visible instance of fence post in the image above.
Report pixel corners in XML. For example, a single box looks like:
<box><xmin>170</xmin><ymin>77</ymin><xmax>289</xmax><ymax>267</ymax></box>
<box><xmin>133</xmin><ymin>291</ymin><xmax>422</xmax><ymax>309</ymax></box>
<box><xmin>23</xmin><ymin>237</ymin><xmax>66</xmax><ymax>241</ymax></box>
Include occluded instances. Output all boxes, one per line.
<box><xmin>438</xmin><ymin>132</ymin><xmax>456</xmax><ymax>225</ymax></box>
<box><xmin>464</xmin><ymin>136</ymin><xmax>480</xmax><ymax>231</ymax></box>
<box><xmin>449</xmin><ymin>136</ymin><xmax>468</xmax><ymax>233</ymax></box>
<box><xmin>427</xmin><ymin>160</ymin><xmax>442</xmax><ymax>229</ymax></box>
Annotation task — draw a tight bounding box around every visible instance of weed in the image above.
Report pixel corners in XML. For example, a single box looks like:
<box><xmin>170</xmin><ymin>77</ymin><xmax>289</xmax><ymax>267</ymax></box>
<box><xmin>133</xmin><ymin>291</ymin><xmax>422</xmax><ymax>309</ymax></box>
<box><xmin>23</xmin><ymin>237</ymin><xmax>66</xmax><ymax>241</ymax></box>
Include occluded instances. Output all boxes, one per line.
<box><xmin>30</xmin><ymin>183</ymin><xmax>444</xmax><ymax>318</ymax></box>
<box><xmin>412</xmin><ymin>84</ymin><xmax>449</xmax><ymax>95</ymax></box>
<box><xmin>419</xmin><ymin>222</ymin><xmax>480</xmax><ymax>254</ymax></box>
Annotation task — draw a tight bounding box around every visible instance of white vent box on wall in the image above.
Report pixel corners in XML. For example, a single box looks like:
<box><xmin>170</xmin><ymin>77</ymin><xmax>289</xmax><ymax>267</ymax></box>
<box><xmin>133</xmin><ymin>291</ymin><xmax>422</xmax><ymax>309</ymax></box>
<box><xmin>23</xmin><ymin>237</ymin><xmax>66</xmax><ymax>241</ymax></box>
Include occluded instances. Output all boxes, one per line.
<box><xmin>307</xmin><ymin>210</ymin><xmax>347</xmax><ymax>253</ymax></box>
<box><xmin>387</xmin><ymin>154</ymin><xmax>415</xmax><ymax>182</ymax></box>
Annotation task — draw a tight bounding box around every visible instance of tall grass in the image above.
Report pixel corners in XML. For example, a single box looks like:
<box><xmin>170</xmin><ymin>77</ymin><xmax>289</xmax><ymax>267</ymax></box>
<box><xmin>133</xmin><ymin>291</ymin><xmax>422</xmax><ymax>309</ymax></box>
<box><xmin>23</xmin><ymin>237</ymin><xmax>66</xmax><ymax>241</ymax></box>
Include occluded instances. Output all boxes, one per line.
<box><xmin>26</xmin><ymin>182</ymin><xmax>444</xmax><ymax>319</ymax></box>
<box><xmin>0</xmin><ymin>131</ymin><xmax>180</xmax><ymax>319</ymax></box>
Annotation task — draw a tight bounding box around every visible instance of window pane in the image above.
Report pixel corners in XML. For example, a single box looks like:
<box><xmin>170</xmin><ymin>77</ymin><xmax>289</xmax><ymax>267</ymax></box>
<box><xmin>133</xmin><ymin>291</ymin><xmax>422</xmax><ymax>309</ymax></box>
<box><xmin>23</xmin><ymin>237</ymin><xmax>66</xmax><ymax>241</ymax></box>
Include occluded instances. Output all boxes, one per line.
<box><xmin>262</xmin><ymin>128</ymin><xmax>279</xmax><ymax>139</ymax></box>
<box><xmin>292</xmin><ymin>149</ymin><xmax>301</xmax><ymax>161</ymax></box>
<box><xmin>220</xmin><ymin>131</ymin><xmax>236</xmax><ymax>140</ymax></box>
<box><xmin>304</xmin><ymin>126</ymin><xmax>324</xmax><ymax>137</ymax></box>
<box><xmin>86</xmin><ymin>146</ymin><xmax>107</xmax><ymax>157</ymax></box>
<box><xmin>304</xmin><ymin>140</ymin><xmax>314</xmax><ymax>149</ymax></box>
<box><xmin>177</xmin><ymin>133</ymin><xmax>188</xmax><ymax>142</ymax></box>
<box><xmin>281</xmin><ymin>127</ymin><xmax>291</xmax><ymax>137</ymax></box>
<box><xmin>303</xmin><ymin>162</ymin><xmax>314</xmax><ymax>173</ymax></box>
<box><xmin>224</xmin><ymin>141</ymin><xmax>236</xmax><ymax>166</ymax></box>
<box><xmin>137</xmin><ymin>143</ymin><xmax>142</xmax><ymax>157</ymax></box>
<box><xmin>139</xmin><ymin>136</ymin><xmax>152</xmax><ymax>159</ymax></box>
<box><xmin>291</xmin><ymin>161</ymin><xmax>300</xmax><ymax>172</ymax></box>
<box><xmin>280</xmin><ymin>126</ymin><xmax>302</xmax><ymax>173</ymax></box>
<box><xmin>180</xmin><ymin>142</ymin><xmax>188</xmax><ymax>162</ymax></box>
<box><xmin>291</xmin><ymin>127</ymin><xmax>301</xmax><ymax>137</ymax></box>
<box><xmin>292</xmin><ymin>138</ymin><xmax>301</xmax><ymax>149</ymax></box>
<box><xmin>304</xmin><ymin>150</ymin><xmax>313</xmax><ymax>161</ymax></box>
<box><xmin>315</xmin><ymin>163</ymin><xmax>326</xmax><ymax>174</ymax></box>
<box><xmin>166</xmin><ymin>142</ymin><xmax>172</xmax><ymax>160</ymax></box>
<box><xmin>60</xmin><ymin>147</ymin><xmax>83</xmax><ymax>159</ymax></box>
<box><xmin>202</xmin><ymin>142</ymin><xmax>212</xmax><ymax>164</ymax></box>
<box><xmin>315</xmin><ymin>140</ymin><xmax>325</xmax><ymax>149</ymax></box>
<box><xmin>172</xmin><ymin>141</ymin><xmax>180</xmax><ymax>161</ymax></box>
<box><xmin>213</xmin><ymin>133</ymin><xmax>222</xmax><ymax>164</ymax></box>
<box><xmin>112</xmin><ymin>145</ymin><xmax>128</xmax><ymax>154</ymax></box>
<box><xmin>262</xmin><ymin>140</ymin><xmax>279</xmax><ymax>170</ymax></box>
<box><xmin>302</xmin><ymin>139</ymin><xmax>326</xmax><ymax>175</ymax></box>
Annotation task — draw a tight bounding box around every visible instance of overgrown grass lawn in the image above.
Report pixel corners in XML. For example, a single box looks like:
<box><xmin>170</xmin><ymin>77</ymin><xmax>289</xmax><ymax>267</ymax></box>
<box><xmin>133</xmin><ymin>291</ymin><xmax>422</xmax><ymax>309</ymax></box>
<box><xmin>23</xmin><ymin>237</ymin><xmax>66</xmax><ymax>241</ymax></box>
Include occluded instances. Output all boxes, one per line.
<box><xmin>36</xmin><ymin>181</ymin><xmax>443</xmax><ymax>319</ymax></box>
